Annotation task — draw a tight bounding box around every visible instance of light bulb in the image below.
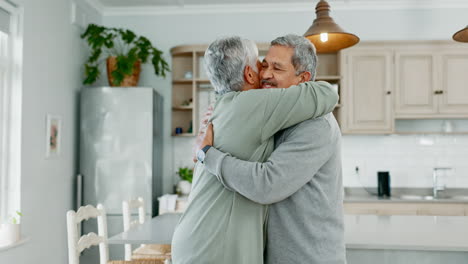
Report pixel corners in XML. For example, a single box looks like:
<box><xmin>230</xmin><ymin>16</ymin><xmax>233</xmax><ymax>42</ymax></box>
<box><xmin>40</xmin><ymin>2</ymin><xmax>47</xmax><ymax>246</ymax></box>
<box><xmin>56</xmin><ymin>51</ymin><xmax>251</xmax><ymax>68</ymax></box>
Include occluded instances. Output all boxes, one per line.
<box><xmin>320</xmin><ymin>33</ymin><xmax>329</xmax><ymax>42</ymax></box>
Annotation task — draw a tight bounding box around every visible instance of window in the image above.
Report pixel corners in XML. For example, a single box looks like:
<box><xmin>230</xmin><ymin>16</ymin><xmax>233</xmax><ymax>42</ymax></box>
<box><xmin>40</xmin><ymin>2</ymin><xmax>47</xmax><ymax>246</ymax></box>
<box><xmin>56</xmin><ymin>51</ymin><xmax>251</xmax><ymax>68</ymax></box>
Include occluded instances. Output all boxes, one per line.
<box><xmin>0</xmin><ymin>0</ymin><xmax>22</xmax><ymax>223</ymax></box>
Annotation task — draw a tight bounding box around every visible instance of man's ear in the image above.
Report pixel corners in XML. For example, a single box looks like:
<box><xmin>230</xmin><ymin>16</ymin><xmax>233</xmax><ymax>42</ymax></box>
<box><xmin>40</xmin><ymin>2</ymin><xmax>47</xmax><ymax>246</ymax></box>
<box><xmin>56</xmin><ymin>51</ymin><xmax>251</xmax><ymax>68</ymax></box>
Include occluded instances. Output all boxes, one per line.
<box><xmin>244</xmin><ymin>65</ymin><xmax>255</xmax><ymax>85</ymax></box>
<box><xmin>299</xmin><ymin>71</ymin><xmax>312</xmax><ymax>83</ymax></box>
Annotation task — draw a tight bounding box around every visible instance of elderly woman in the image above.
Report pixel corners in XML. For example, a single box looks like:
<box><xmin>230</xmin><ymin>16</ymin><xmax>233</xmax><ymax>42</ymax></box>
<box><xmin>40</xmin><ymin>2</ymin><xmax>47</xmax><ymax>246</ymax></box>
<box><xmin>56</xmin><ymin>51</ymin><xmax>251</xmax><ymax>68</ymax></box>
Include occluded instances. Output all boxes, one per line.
<box><xmin>171</xmin><ymin>36</ymin><xmax>338</xmax><ymax>264</ymax></box>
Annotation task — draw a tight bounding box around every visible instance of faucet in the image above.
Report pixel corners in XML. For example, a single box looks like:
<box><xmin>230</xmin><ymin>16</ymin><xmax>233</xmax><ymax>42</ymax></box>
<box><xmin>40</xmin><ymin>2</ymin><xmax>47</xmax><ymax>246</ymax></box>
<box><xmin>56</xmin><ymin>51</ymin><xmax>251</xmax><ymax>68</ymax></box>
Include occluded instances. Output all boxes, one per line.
<box><xmin>433</xmin><ymin>167</ymin><xmax>451</xmax><ymax>198</ymax></box>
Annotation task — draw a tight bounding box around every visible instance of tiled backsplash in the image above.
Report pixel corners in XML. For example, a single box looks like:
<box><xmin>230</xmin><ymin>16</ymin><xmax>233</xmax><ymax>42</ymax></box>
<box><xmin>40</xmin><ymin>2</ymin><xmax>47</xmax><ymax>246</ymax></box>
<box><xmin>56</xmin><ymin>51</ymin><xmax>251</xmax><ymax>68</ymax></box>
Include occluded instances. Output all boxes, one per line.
<box><xmin>342</xmin><ymin>135</ymin><xmax>468</xmax><ymax>188</ymax></box>
<box><xmin>173</xmin><ymin>134</ymin><xmax>468</xmax><ymax>188</ymax></box>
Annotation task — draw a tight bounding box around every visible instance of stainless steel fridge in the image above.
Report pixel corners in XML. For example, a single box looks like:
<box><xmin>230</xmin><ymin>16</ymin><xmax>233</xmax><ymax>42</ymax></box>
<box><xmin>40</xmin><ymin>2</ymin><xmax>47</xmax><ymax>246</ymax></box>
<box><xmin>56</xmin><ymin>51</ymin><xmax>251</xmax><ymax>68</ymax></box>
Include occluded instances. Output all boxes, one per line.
<box><xmin>78</xmin><ymin>87</ymin><xmax>164</xmax><ymax>260</ymax></box>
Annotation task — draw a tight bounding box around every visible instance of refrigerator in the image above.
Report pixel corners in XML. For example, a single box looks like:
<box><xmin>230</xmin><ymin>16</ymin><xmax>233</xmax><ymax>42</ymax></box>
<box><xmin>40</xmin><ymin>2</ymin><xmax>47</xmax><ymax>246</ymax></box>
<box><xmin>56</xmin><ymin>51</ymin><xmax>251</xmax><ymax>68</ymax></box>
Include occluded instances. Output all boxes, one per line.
<box><xmin>78</xmin><ymin>87</ymin><xmax>164</xmax><ymax>260</ymax></box>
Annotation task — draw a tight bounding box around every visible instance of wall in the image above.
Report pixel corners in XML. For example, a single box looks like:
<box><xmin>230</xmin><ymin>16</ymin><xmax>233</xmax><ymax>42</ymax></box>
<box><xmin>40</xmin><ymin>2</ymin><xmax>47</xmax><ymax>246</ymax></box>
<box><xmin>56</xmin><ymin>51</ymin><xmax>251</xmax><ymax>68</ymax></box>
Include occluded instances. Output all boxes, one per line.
<box><xmin>0</xmin><ymin>0</ymin><xmax>101</xmax><ymax>263</ymax></box>
<box><xmin>103</xmin><ymin>7</ymin><xmax>468</xmax><ymax>190</ymax></box>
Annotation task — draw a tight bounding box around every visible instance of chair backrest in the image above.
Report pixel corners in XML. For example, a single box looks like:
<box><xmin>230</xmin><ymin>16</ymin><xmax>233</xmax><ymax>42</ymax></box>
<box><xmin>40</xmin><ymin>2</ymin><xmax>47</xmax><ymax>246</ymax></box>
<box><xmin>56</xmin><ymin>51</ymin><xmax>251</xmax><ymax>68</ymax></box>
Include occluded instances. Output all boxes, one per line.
<box><xmin>67</xmin><ymin>204</ymin><xmax>109</xmax><ymax>264</ymax></box>
<box><xmin>122</xmin><ymin>197</ymin><xmax>146</xmax><ymax>260</ymax></box>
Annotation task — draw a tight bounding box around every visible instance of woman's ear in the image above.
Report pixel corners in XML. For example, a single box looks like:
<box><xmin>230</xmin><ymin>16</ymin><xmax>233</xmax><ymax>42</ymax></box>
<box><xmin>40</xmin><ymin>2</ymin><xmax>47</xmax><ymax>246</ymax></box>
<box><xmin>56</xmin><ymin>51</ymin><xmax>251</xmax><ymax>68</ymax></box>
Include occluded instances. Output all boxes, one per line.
<box><xmin>244</xmin><ymin>65</ymin><xmax>255</xmax><ymax>85</ymax></box>
<box><xmin>300</xmin><ymin>71</ymin><xmax>312</xmax><ymax>83</ymax></box>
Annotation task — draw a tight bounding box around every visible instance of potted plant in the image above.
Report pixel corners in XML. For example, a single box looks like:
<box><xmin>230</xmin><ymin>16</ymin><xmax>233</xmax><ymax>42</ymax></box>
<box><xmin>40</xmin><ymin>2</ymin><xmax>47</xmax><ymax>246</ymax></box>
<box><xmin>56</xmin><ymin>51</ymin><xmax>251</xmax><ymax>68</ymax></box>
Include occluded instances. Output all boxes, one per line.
<box><xmin>0</xmin><ymin>211</ymin><xmax>22</xmax><ymax>246</ymax></box>
<box><xmin>176</xmin><ymin>167</ymin><xmax>193</xmax><ymax>196</ymax></box>
<box><xmin>81</xmin><ymin>24</ymin><xmax>170</xmax><ymax>87</ymax></box>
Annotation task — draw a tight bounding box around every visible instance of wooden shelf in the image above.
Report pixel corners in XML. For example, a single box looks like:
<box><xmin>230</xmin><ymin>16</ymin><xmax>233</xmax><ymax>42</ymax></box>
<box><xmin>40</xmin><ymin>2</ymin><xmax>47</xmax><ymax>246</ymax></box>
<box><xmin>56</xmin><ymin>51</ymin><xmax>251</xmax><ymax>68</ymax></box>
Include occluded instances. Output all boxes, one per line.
<box><xmin>173</xmin><ymin>79</ymin><xmax>193</xmax><ymax>84</ymax></box>
<box><xmin>173</xmin><ymin>133</ymin><xmax>196</xmax><ymax>137</ymax></box>
<box><xmin>173</xmin><ymin>106</ymin><xmax>193</xmax><ymax>111</ymax></box>
<box><xmin>195</xmin><ymin>79</ymin><xmax>210</xmax><ymax>83</ymax></box>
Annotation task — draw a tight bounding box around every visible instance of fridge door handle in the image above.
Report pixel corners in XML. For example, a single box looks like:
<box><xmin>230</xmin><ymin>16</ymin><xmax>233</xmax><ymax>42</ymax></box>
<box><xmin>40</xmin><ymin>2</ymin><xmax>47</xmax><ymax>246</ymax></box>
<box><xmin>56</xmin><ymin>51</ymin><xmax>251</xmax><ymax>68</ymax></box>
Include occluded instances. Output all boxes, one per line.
<box><xmin>77</xmin><ymin>174</ymin><xmax>83</xmax><ymax>210</ymax></box>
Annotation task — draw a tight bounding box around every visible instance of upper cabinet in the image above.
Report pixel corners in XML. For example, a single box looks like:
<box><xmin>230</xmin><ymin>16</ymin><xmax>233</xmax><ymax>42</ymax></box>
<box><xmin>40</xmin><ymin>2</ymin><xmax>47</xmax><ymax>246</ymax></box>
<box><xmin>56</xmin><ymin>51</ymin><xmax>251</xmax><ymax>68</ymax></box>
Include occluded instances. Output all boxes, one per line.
<box><xmin>339</xmin><ymin>48</ymin><xmax>394</xmax><ymax>133</ymax></box>
<box><xmin>394</xmin><ymin>50</ymin><xmax>438</xmax><ymax>116</ymax></box>
<box><xmin>438</xmin><ymin>50</ymin><xmax>468</xmax><ymax>116</ymax></box>
<box><xmin>394</xmin><ymin>46</ymin><xmax>468</xmax><ymax>118</ymax></box>
<box><xmin>339</xmin><ymin>41</ymin><xmax>468</xmax><ymax>134</ymax></box>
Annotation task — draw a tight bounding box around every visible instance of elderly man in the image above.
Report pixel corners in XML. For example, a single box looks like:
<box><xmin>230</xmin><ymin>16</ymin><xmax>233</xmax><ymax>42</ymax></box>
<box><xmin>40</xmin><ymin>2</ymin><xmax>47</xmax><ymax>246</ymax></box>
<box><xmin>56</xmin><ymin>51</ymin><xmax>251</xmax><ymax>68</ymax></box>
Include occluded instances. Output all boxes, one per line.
<box><xmin>197</xmin><ymin>34</ymin><xmax>346</xmax><ymax>264</ymax></box>
<box><xmin>171</xmin><ymin>36</ymin><xmax>338</xmax><ymax>264</ymax></box>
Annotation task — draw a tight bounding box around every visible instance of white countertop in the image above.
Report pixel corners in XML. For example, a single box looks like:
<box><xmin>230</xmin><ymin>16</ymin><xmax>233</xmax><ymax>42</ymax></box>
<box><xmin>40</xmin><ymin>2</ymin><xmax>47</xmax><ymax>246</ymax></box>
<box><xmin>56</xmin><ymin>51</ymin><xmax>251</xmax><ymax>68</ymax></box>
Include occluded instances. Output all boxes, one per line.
<box><xmin>110</xmin><ymin>213</ymin><xmax>468</xmax><ymax>252</ymax></box>
<box><xmin>345</xmin><ymin>214</ymin><xmax>468</xmax><ymax>251</ymax></box>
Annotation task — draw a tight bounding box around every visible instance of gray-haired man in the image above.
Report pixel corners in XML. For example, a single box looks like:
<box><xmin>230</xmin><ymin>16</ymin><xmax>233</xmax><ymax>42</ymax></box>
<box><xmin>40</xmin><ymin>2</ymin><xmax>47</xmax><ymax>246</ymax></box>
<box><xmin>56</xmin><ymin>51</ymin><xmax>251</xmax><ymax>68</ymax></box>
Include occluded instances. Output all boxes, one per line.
<box><xmin>198</xmin><ymin>35</ymin><xmax>346</xmax><ymax>264</ymax></box>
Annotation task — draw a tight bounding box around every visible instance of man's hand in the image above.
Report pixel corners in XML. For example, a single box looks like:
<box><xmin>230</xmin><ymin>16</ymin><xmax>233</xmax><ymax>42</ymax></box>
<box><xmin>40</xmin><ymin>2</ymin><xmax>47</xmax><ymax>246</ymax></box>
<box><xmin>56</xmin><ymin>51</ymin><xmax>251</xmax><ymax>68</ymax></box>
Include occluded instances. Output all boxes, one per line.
<box><xmin>193</xmin><ymin>123</ymin><xmax>214</xmax><ymax>162</ymax></box>
<box><xmin>193</xmin><ymin>105</ymin><xmax>214</xmax><ymax>162</ymax></box>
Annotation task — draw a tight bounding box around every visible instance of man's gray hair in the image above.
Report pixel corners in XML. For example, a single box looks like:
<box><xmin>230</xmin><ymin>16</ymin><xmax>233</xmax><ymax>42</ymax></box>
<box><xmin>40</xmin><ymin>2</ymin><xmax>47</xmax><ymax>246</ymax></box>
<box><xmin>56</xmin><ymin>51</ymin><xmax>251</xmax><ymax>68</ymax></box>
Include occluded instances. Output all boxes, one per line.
<box><xmin>271</xmin><ymin>34</ymin><xmax>317</xmax><ymax>81</ymax></box>
<box><xmin>204</xmin><ymin>36</ymin><xmax>259</xmax><ymax>95</ymax></box>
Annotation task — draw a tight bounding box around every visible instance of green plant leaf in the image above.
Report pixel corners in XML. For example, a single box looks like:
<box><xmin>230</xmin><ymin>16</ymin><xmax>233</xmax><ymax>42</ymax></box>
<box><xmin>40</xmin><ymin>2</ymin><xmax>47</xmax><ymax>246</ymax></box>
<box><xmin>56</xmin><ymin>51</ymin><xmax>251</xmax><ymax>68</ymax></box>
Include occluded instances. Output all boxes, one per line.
<box><xmin>116</xmin><ymin>55</ymin><xmax>135</xmax><ymax>76</ymax></box>
<box><xmin>178</xmin><ymin>167</ymin><xmax>194</xmax><ymax>183</ymax></box>
<box><xmin>111</xmin><ymin>70</ymin><xmax>124</xmax><ymax>86</ymax></box>
<box><xmin>83</xmin><ymin>64</ymin><xmax>100</xmax><ymax>85</ymax></box>
<box><xmin>16</xmin><ymin>211</ymin><xmax>23</xmax><ymax>217</ymax></box>
<box><xmin>121</xmin><ymin>30</ymin><xmax>136</xmax><ymax>44</ymax></box>
<box><xmin>90</xmin><ymin>48</ymin><xmax>102</xmax><ymax>63</ymax></box>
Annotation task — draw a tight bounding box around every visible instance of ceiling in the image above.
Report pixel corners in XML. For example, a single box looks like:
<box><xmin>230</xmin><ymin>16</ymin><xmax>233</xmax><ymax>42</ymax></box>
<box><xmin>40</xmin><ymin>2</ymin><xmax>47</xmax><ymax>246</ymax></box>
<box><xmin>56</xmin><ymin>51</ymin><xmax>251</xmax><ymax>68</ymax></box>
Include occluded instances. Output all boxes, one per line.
<box><xmin>96</xmin><ymin>0</ymin><xmax>468</xmax><ymax>8</ymax></box>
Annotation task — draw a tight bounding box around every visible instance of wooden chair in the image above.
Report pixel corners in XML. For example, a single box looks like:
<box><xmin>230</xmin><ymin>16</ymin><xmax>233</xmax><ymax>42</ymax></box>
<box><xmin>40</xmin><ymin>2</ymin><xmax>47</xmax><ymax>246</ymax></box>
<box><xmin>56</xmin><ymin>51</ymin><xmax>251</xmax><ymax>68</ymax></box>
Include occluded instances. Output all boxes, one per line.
<box><xmin>66</xmin><ymin>204</ymin><xmax>109</xmax><ymax>264</ymax></box>
<box><xmin>122</xmin><ymin>198</ymin><xmax>171</xmax><ymax>263</ymax></box>
<box><xmin>123</xmin><ymin>197</ymin><xmax>146</xmax><ymax>260</ymax></box>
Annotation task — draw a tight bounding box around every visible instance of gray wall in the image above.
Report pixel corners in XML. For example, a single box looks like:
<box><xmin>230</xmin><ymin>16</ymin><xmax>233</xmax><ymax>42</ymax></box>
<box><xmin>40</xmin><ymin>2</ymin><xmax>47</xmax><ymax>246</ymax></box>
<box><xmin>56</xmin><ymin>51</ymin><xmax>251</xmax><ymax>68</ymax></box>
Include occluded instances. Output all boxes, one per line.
<box><xmin>0</xmin><ymin>0</ymin><xmax>100</xmax><ymax>263</ymax></box>
<box><xmin>102</xmin><ymin>7</ymin><xmax>468</xmax><ymax>190</ymax></box>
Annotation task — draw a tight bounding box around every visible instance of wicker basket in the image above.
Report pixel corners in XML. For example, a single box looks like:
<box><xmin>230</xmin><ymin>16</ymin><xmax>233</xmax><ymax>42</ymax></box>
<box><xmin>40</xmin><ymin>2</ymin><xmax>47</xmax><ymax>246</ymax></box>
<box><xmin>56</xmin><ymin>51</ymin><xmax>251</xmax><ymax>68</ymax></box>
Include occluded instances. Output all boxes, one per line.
<box><xmin>132</xmin><ymin>244</ymin><xmax>171</xmax><ymax>260</ymax></box>
<box><xmin>108</xmin><ymin>260</ymin><xmax>166</xmax><ymax>264</ymax></box>
<box><xmin>106</xmin><ymin>56</ymin><xmax>141</xmax><ymax>87</ymax></box>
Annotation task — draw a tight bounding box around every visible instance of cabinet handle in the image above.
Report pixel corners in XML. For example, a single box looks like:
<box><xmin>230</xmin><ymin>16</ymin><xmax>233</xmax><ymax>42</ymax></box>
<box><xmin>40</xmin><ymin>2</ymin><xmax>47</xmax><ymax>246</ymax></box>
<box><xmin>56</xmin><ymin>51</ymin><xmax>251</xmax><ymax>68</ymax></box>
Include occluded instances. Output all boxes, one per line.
<box><xmin>439</xmin><ymin>90</ymin><xmax>444</xmax><ymax>94</ymax></box>
<box><xmin>386</xmin><ymin>91</ymin><xmax>391</xmax><ymax>95</ymax></box>
<box><xmin>434</xmin><ymin>90</ymin><xmax>441</xmax><ymax>94</ymax></box>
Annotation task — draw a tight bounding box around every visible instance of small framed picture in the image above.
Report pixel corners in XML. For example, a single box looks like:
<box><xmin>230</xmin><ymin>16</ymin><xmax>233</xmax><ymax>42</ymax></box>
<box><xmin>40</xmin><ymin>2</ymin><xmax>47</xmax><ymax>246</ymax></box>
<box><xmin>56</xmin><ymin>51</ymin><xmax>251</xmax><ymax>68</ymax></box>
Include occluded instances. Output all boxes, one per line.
<box><xmin>45</xmin><ymin>115</ymin><xmax>62</xmax><ymax>158</ymax></box>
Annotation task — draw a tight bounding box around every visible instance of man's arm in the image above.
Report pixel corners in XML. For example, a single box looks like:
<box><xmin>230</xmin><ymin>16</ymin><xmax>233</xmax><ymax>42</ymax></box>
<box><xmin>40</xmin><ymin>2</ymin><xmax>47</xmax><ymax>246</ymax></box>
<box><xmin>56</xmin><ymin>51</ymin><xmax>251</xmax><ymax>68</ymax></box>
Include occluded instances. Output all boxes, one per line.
<box><xmin>203</xmin><ymin>116</ymin><xmax>336</xmax><ymax>204</ymax></box>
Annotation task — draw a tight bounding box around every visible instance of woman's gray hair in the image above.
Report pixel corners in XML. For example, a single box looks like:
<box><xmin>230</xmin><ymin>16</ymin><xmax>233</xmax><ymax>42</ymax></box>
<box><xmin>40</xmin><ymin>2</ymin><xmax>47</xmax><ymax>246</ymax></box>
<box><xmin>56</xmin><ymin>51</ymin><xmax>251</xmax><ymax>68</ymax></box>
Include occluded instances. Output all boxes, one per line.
<box><xmin>204</xmin><ymin>36</ymin><xmax>259</xmax><ymax>95</ymax></box>
<box><xmin>271</xmin><ymin>34</ymin><xmax>317</xmax><ymax>81</ymax></box>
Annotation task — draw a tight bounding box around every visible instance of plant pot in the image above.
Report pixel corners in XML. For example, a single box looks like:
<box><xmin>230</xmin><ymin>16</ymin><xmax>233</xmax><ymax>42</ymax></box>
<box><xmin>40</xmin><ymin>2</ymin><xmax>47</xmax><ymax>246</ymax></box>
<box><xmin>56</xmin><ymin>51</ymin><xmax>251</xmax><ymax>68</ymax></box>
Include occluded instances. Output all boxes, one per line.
<box><xmin>176</xmin><ymin>180</ymin><xmax>192</xmax><ymax>196</ymax></box>
<box><xmin>0</xmin><ymin>223</ymin><xmax>20</xmax><ymax>246</ymax></box>
<box><xmin>106</xmin><ymin>56</ymin><xmax>141</xmax><ymax>87</ymax></box>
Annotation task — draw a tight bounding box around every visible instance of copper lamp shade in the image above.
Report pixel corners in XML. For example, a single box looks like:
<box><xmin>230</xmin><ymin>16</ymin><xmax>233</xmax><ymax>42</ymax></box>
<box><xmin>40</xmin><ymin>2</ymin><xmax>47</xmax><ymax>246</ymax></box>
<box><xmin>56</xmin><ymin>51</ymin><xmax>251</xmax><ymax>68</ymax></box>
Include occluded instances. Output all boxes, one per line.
<box><xmin>304</xmin><ymin>0</ymin><xmax>359</xmax><ymax>53</ymax></box>
<box><xmin>453</xmin><ymin>26</ymin><xmax>468</xmax><ymax>43</ymax></box>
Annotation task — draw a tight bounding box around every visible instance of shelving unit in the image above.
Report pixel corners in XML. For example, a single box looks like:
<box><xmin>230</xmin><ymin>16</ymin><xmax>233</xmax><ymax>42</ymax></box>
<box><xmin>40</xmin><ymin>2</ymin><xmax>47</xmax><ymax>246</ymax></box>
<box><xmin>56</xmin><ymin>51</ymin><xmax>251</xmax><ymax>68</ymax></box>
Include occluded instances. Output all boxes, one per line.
<box><xmin>170</xmin><ymin>44</ymin><xmax>342</xmax><ymax>137</ymax></box>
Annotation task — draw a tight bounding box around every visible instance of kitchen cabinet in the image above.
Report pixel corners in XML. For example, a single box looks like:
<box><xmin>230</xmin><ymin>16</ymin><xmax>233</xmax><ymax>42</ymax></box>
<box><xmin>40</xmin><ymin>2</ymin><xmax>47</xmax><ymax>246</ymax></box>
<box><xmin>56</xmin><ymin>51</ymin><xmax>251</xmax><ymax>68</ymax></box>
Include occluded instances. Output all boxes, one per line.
<box><xmin>394</xmin><ymin>50</ymin><xmax>438</xmax><ymax>116</ymax></box>
<box><xmin>339</xmin><ymin>41</ymin><xmax>468</xmax><ymax>134</ymax></box>
<box><xmin>395</xmin><ymin>47</ymin><xmax>468</xmax><ymax>118</ymax></box>
<box><xmin>438</xmin><ymin>50</ymin><xmax>468</xmax><ymax>116</ymax></box>
<box><xmin>339</xmin><ymin>48</ymin><xmax>394</xmax><ymax>133</ymax></box>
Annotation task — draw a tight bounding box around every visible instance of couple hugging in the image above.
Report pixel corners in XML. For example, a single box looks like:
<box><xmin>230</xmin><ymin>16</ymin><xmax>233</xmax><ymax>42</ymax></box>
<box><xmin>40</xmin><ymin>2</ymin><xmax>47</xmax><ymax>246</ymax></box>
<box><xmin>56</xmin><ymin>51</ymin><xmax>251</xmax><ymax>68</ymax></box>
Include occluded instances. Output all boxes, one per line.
<box><xmin>172</xmin><ymin>34</ymin><xmax>345</xmax><ymax>264</ymax></box>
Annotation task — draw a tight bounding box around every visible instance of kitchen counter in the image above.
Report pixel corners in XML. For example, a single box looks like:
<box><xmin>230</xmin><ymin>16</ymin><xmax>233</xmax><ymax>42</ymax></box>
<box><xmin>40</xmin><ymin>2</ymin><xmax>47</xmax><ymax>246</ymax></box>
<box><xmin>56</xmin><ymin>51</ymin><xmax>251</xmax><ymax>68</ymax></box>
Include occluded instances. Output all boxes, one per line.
<box><xmin>345</xmin><ymin>195</ymin><xmax>468</xmax><ymax>203</ymax></box>
<box><xmin>344</xmin><ymin>187</ymin><xmax>468</xmax><ymax>203</ymax></box>
<box><xmin>345</xmin><ymin>214</ymin><xmax>468</xmax><ymax>251</ymax></box>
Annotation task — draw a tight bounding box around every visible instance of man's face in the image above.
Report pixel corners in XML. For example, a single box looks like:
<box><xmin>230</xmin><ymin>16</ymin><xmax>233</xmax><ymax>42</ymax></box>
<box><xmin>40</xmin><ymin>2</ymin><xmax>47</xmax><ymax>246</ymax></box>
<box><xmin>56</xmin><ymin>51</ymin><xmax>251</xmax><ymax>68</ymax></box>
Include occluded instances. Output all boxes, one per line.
<box><xmin>260</xmin><ymin>45</ymin><xmax>303</xmax><ymax>89</ymax></box>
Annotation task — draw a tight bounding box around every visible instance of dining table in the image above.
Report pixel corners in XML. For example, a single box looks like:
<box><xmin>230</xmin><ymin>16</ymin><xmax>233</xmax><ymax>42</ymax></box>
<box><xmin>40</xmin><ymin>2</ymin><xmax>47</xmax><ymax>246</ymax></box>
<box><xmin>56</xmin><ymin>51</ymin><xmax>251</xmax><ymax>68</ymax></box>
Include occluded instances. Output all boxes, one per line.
<box><xmin>108</xmin><ymin>213</ymin><xmax>182</xmax><ymax>245</ymax></box>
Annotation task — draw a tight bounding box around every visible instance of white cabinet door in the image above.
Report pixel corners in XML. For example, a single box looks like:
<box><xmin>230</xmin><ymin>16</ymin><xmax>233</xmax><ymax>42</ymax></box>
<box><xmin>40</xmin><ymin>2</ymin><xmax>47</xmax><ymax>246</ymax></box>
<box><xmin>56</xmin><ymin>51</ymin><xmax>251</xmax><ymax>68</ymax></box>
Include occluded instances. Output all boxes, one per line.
<box><xmin>341</xmin><ymin>49</ymin><xmax>393</xmax><ymax>133</ymax></box>
<box><xmin>394</xmin><ymin>51</ymin><xmax>438</xmax><ymax>117</ymax></box>
<box><xmin>438</xmin><ymin>51</ymin><xmax>468</xmax><ymax>116</ymax></box>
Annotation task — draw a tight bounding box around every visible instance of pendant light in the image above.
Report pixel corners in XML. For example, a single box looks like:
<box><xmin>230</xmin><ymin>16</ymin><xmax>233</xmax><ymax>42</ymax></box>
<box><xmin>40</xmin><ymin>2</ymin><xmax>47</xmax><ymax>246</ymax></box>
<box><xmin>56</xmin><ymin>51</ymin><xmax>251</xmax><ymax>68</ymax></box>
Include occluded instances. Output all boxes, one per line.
<box><xmin>453</xmin><ymin>26</ymin><xmax>468</xmax><ymax>43</ymax></box>
<box><xmin>304</xmin><ymin>0</ymin><xmax>359</xmax><ymax>53</ymax></box>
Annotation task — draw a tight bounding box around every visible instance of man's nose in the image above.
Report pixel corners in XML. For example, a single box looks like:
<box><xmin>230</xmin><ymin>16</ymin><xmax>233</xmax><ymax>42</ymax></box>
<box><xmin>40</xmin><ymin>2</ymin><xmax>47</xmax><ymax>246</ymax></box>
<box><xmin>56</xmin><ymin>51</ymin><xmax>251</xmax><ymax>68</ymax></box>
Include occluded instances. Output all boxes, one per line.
<box><xmin>261</xmin><ymin>67</ymin><xmax>273</xmax><ymax>79</ymax></box>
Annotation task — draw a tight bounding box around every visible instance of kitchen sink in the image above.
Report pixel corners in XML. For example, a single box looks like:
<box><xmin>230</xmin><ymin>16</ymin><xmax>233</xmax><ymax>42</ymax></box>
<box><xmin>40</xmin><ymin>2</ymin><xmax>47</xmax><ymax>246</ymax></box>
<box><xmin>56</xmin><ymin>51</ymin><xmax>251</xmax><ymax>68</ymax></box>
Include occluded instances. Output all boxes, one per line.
<box><xmin>447</xmin><ymin>195</ymin><xmax>468</xmax><ymax>200</ymax></box>
<box><xmin>399</xmin><ymin>194</ymin><xmax>468</xmax><ymax>200</ymax></box>
<box><xmin>399</xmin><ymin>195</ymin><xmax>435</xmax><ymax>200</ymax></box>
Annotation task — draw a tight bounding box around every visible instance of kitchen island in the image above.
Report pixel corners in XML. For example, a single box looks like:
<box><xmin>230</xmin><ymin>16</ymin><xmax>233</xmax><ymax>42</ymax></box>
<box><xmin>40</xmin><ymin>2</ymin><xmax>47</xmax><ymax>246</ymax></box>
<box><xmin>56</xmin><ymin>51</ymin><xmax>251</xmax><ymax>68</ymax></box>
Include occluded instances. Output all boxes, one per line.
<box><xmin>345</xmin><ymin>214</ymin><xmax>468</xmax><ymax>264</ymax></box>
<box><xmin>108</xmin><ymin>213</ymin><xmax>468</xmax><ymax>263</ymax></box>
